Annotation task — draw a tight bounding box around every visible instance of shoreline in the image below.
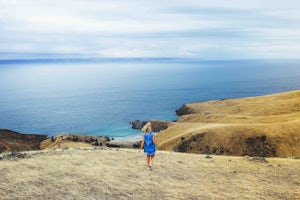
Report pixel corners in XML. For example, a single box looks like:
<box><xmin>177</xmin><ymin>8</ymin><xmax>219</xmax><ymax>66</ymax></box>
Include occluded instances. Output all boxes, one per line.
<box><xmin>1</xmin><ymin>89</ymin><xmax>300</xmax><ymax>157</ymax></box>
<box><xmin>113</xmin><ymin>133</ymin><xmax>142</xmax><ymax>142</ymax></box>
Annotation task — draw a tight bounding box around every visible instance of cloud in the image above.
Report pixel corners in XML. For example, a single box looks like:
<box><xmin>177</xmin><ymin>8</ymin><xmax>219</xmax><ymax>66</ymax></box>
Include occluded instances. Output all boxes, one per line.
<box><xmin>0</xmin><ymin>0</ymin><xmax>300</xmax><ymax>59</ymax></box>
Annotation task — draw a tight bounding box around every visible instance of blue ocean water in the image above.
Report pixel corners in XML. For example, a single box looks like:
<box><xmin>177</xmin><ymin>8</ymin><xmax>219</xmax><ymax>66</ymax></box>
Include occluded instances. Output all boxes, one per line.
<box><xmin>0</xmin><ymin>59</ymin><xmax>299</xmax><ymax>138</ymax></box>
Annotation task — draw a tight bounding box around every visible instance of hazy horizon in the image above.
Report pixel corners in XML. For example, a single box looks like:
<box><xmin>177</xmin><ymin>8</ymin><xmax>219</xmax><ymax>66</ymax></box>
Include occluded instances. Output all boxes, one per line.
<box><xmin>6</xmin><ymin>56</ymin><xmax>293</xmax><ymax>63</ymax></box>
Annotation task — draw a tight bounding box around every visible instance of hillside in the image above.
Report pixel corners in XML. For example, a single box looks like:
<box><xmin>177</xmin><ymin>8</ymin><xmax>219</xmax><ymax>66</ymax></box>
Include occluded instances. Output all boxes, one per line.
<box><xmin>156</xmin><ymin>90</ymin><xmax>300</xmax><ymax>157</ymax></box>
<box><xmin>0</xmin><ymin>129</ymin><xmax>47</xmax><ymax>153</ymax></box>
<box><xmin>0</xmin><ymin>147</ymin><xmax>299</xmax><ymax>200</ymax></box>
<box><xmin>0</xmin><ymin>131</ymin><xmax>140</xmax><ymax>152</ymax></box>
<box><xmin>39</xmin><ymin>134</ymin><xmax>140</xmax><ymax>150</ymax></box>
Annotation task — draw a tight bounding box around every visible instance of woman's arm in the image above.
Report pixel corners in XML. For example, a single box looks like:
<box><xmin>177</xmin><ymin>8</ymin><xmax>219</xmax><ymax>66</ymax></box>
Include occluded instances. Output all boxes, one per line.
<box><xmin>152</xmin><ymin>133</ymin><xmax>156</xmax><ymax>144</ymax></box>
<box><xmin>139</xmin><ymin>136</ymin><xmax>144</xmax><ymax>152</ymax></box>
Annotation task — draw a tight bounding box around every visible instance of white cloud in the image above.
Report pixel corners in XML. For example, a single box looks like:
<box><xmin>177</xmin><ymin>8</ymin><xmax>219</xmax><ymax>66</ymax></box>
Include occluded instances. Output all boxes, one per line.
<box><xmin>0</xmin><ymin>0</ymin><xmax>300</xmax><ymax>59</ymax></box>
<box><xmin>98</xmin><ymin>48</ymin><xmax>152</xmax><ymax>57</ymax></box>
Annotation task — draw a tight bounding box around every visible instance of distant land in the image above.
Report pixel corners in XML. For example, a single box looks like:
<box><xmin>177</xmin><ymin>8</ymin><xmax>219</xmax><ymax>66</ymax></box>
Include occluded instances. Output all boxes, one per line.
<box><xmin>1</xmin><ymin>57</ymin><xmax>300</xmax><ymax>64</ymax></box>
<box><xmin>0</xmin><ymin>57</ymin><xmax>186</xmax><ymax>64</ymax></box>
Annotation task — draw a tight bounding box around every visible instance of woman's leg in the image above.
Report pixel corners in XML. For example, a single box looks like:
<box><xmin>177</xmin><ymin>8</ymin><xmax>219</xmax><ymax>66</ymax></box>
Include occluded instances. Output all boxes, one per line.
<box><xmin>146</xmin><ymin>155</ymin><xmax>151</xmax><ymax>166</ymax></box>
<box><xmin>150</xmin><ymin>154</ymin><xmax>155</xmax><ymax>166</ymax></box>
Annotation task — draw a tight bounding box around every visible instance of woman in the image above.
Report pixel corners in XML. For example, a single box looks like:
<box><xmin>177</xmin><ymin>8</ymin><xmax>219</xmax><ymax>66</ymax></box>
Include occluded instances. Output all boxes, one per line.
<box><xmin>139</xmin><ymin>122</ymin><xmax>156</xmax><ymax>170</ymax></box>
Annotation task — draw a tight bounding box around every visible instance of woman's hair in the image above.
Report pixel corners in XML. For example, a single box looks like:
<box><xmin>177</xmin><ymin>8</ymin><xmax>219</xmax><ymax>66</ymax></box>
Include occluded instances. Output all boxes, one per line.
<box><xmin>142</xmin><ymin>122</ymin><xmax>152</xmax><ymax>133</ymax></box>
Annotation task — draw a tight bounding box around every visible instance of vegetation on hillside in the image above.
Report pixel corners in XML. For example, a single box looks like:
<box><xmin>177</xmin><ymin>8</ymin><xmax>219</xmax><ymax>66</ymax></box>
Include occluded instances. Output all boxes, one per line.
<box><xmin>157</xmin><ymin>90</ymin><xmax>300</xmax><ymax>157</ymax></box>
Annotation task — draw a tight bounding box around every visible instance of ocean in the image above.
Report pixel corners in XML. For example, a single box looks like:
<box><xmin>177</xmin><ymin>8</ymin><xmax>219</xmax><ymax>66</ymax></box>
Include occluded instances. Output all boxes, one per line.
<box><xmin>0</xmin><ymin>59</ymin><xmax>299</xmax><ymax>139</ymax></box>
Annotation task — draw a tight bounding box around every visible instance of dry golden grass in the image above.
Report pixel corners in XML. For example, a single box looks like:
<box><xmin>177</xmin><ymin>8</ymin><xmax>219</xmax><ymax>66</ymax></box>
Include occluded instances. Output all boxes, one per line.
<box><xmin>39</xmin><ymin>134</ymin><xmax>109</xmax><ymax>150</ymax></box>
<box><xmin>0</xmin><ymin>148</ymin><xmax>299</xmax><ymax>200</ymax></box>
<box><xmin>182</xmin><ymin>90</ymin><xmax>300</xmax><ymax>117</ymax></box>
<box><xmin>1</xmin><ymin>91</ymin><xmax>299</xmax><ymax>199</ymax></box>
<box><xmin>157</xmin><ymin>90</ymin><xmax>300</xmax><ymax>157</ymax></box>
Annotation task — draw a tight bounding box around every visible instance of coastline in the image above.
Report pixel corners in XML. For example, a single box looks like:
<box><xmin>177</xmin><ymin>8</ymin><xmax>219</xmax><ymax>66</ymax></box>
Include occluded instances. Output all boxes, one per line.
<box><xmin>113</xmin><ymin>133</ymin><xmax>143</xmax><ymax>142</ymax></box>
<box><xmin>1</xmin><ymin>89</ymin><xmax>300</xmax><ymax>157</ymax></box>
<box><xmin>1</xmin><ymin>60</ymin><xmax>300</xmax><ymax>138</ymax></box>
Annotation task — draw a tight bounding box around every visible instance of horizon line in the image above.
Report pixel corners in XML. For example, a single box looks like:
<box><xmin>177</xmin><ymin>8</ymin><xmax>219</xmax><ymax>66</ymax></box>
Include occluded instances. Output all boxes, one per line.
<box><xmin>1</xmin><ymin>57</ymin><xmax>300</xmax><ymax>64</ymax></box>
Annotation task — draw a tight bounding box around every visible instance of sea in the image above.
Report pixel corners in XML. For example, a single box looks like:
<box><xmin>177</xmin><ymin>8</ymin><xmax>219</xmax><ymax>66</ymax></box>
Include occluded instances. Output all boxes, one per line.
<box><xmin>0</xmin><ymin>59</ymin><xmax>299</xmax><ymax>140</ymax></box>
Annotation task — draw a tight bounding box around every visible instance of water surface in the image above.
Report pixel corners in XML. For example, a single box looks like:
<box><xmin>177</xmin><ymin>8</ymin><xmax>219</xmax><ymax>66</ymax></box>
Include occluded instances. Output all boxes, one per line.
<box><xmin>0</xmin><ymin>59</ymin><xmax>299</xmax><ymax>138</ymax></box>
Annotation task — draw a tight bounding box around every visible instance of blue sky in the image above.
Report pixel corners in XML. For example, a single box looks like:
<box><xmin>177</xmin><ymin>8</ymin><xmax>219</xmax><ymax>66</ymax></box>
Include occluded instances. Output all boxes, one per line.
<box><xmin>0</xmin><ymin>0</ymin><xmax>300</xmax><ymax>59</ymax></box>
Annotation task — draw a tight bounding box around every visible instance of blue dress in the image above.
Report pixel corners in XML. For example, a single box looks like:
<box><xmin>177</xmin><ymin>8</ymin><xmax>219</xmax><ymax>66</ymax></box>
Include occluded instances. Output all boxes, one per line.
<box><xmin>144</xmin><ymin>131</ymin><xmax>156</xmax><ymax>156</ymax></box>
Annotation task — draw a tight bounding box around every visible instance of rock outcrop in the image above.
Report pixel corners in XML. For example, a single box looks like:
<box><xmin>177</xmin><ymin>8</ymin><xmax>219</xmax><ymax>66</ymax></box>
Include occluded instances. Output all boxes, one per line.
<box><xmin>175</xmin><ymin>105</ymin><xmax>193</xmax><ymax>116</ymax></box>
<box><xmin>149</xmin><ymin>120</ymin><xmax>170</xmax><ymax>132</ymax></box>
<box><xmin>130</xmin><ymin>120</ymin><xmax>147</xmax><ymax>129</ymax></box>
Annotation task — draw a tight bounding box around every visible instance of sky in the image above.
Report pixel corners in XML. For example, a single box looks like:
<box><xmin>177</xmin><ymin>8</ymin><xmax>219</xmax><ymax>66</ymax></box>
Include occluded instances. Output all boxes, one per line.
<box><xmin>0</xmin><ymin>0</ymin><xmax>300</xmax><ymax>60</ymax></box>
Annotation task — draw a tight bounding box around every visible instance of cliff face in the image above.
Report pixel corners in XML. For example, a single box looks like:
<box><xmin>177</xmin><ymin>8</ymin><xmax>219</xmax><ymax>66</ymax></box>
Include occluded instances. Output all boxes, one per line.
<box><xmin>0</xmin><ymin>129</ymin><xmax>47</xmax><ymax>152</ymax></box>
<box><xmin>156</xmin><ymin>90</ymin><xmax>300</xmax><ymax>157</ymax></box>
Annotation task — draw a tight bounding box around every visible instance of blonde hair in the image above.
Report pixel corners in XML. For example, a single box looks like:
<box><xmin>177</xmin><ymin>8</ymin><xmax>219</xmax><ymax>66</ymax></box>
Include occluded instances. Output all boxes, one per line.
<box><xmin>142</xmin><ymin>122</ymin><xmax>152</xmax><ymax>133</ymax></box>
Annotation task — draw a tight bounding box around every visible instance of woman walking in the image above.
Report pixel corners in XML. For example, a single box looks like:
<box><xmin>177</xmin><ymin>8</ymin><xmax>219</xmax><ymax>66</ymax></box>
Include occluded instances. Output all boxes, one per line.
<box><xmin>139</xmin><ymin>122</ymin><xmax>156</xmax><ymax>170</ymax></box>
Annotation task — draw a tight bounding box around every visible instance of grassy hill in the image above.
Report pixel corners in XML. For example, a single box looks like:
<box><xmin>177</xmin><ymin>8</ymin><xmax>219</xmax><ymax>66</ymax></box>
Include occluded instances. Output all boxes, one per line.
<box><xmin>156</xmin><ymin>90</ymin><xmax>300</xmax><ymax>157</ymax></box>
<box><xmin>0</xmin><ymin>147</ymin><xmax>299</xmax><ymax>199</ymax></box>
